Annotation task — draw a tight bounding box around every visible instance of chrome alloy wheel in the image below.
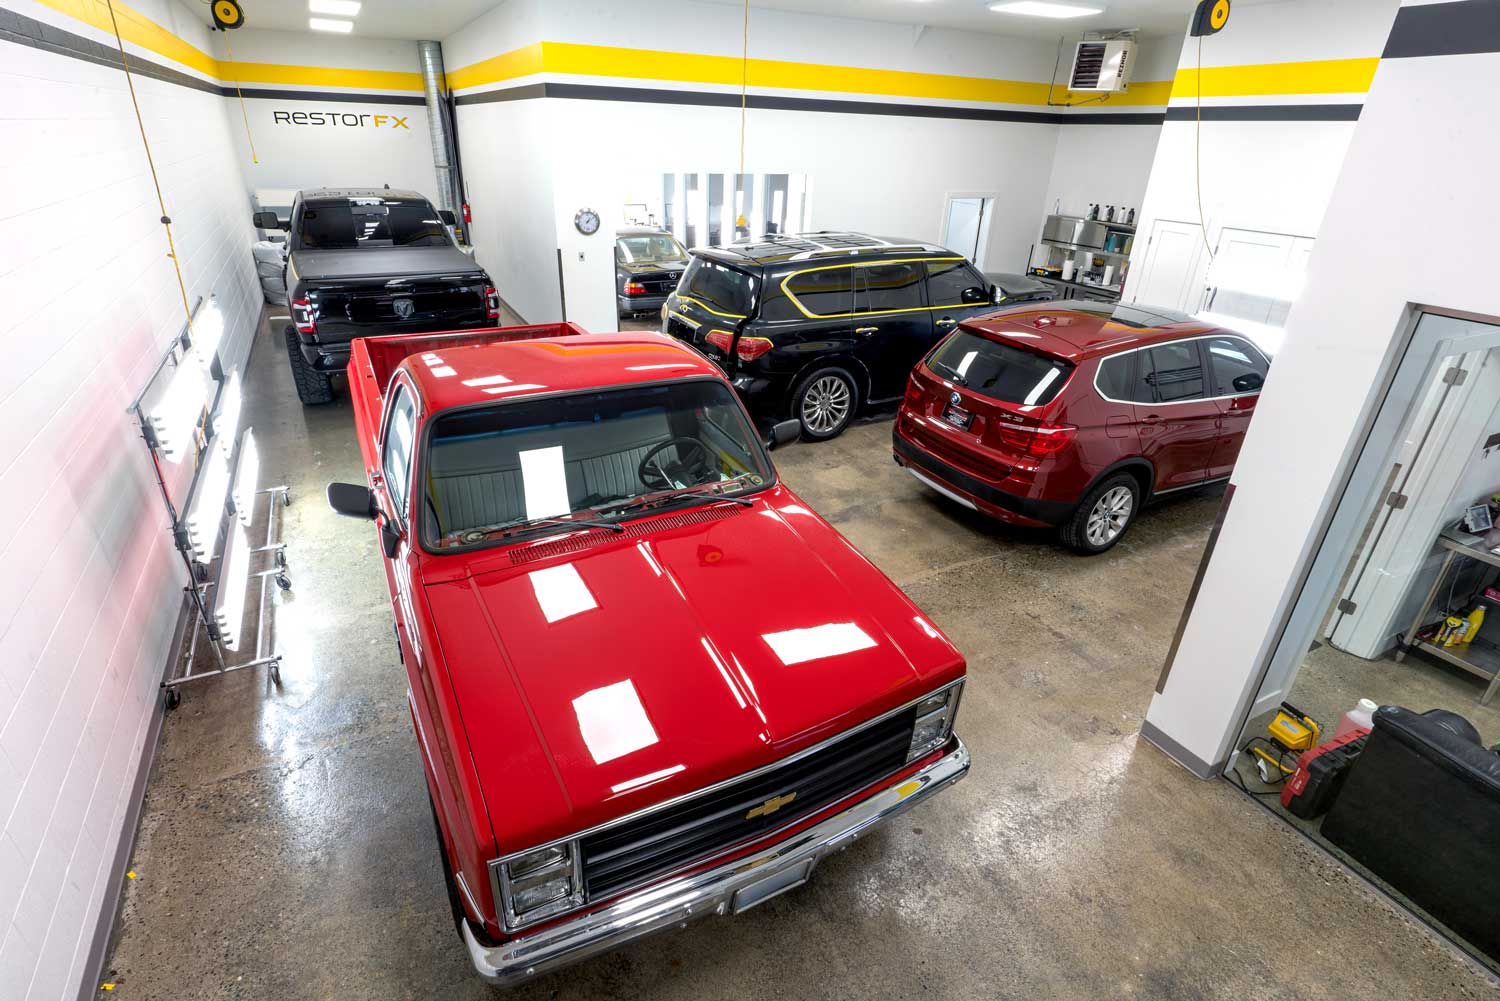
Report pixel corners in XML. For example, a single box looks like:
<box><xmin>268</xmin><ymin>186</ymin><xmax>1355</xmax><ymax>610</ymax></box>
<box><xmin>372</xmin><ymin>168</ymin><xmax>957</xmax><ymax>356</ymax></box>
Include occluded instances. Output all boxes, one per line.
<box><xmin>1085</xmin><ymin>485</ymin><xmax>1134</xmax><ymax>548</ymax></box>
<box><xmin>800</xmin><ymin>375</ymin><xmax>851</xmax><ymax>434</ymax></box>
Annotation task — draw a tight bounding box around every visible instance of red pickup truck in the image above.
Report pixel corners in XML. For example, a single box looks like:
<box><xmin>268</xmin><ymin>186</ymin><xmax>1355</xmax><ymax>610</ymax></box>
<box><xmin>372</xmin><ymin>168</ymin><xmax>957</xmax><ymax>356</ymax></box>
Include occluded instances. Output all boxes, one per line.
<box><xmin>326</xmin><ymin>323</ymin><xmax>970</xmax><ymax>984</ymax></box>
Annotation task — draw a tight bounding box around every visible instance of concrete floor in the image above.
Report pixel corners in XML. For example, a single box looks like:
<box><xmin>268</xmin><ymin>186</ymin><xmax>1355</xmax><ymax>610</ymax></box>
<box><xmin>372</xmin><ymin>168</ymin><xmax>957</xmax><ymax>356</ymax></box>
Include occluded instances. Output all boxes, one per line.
<box><xmin>100</xmin><ymin>311</ymin><xmax>1500</xmax><ymax>999</ymax></box>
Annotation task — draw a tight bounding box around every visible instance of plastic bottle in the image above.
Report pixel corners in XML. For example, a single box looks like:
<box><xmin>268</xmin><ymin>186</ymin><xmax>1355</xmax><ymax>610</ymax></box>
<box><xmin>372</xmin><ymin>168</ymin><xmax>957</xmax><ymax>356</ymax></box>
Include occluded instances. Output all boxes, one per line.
<box><xmin>1334</xmin><ymin>698</ymin><xmax>1378</xmax><ymax>740</ymax></box>
<box><xmin>1464</xmin><ymin>602</ymin><xmax>1486</xmax><ymax>642</ymax></box>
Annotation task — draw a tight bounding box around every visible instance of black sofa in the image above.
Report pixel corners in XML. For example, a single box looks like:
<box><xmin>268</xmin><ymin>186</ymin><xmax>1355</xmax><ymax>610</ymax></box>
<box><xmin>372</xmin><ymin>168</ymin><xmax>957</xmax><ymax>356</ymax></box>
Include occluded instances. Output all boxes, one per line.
<box><xmin>1320</xmin><ymin>705</ymin><xmax>1500</xmax><ymax>963</ymax></box>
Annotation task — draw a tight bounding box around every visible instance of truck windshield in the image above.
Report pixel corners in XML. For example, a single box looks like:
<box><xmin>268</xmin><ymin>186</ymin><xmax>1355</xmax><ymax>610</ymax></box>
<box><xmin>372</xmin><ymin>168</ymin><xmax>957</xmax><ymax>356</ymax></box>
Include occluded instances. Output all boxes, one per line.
<box><xmin>679</xmin><ymin>258</ymin><xmax>755</xmax><ymax>316</ymax></box>
<box><xmin>617</xmin><ymin>234</ymin><xmax>686</xmax><ymax>263</ymax></box>
<box><xmin>422</xmin><ymin>379</ymin><xmax>773</xmax><ymax>550</ymax></box>
<box><xmin>298</xmin><ymin>199</ymin><xmax>451</xmax><ymax>249</ymax></box>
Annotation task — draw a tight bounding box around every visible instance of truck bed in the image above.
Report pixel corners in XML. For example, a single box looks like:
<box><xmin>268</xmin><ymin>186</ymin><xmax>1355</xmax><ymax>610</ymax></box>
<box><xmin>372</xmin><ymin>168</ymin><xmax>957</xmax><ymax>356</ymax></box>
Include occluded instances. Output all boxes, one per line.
<box><xmin>347</xmin><ymin>323</ymin><xmax>589</xmax><ymax>479</ymax></box>
<box><xmin>294</xmin><ymin>246</ymin><xmax>483</xmax><ymax>283</ymax></box>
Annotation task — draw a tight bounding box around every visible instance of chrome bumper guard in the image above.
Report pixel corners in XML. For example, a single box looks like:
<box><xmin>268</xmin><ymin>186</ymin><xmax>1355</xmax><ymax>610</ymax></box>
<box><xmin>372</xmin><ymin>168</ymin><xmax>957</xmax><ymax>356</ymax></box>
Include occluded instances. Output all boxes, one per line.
<box><xmin>462</xmin><ymin>736</ymin><xmax>970</xmax><ymax>986</ymax></box>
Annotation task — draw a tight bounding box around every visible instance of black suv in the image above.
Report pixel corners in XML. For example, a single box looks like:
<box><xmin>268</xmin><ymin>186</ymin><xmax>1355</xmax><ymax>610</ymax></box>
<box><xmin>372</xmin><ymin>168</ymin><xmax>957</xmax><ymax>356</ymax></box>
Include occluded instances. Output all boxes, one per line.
<box><xmin>254</xmin><ymin>188</ymin><xmax>497</xmax><ymax>405</ymax></box>
<box><xmin>662</xmin><ymin>232</ymin><xmax>1002</xmax><ymax>439</ymax></box>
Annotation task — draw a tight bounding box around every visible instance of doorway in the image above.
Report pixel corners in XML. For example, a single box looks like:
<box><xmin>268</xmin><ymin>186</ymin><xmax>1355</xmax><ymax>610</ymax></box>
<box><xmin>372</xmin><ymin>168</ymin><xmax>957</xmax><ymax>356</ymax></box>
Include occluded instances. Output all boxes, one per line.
<box><xmin>942</xmin><ymin>195</ymin><xmax>995</xmax><ymax>268</ymax></box>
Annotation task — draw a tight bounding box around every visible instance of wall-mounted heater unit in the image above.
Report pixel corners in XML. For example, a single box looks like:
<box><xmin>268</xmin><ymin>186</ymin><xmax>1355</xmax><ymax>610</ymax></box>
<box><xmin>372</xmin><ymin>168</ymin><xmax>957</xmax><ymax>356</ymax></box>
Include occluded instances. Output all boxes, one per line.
<box><xmin>1069</xmin><ymin>39</ymin><xmax>1135</xmax><ymax>92</ymax></box>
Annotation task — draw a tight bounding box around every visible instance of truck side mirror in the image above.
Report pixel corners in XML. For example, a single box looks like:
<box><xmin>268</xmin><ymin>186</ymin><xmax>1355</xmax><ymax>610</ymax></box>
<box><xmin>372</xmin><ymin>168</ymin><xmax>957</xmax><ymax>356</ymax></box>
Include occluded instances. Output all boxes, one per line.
<box><xmin>767</xmin><ymin>419</ymin><xmax>801</xmax><ymax>450</ymax></box>
<box><xmin>253</xmin><ymin>211</ymin><xmax>285</xmax><ymax>230</ymax></box>
<box><xmin>327</xmin><ymin>482</ymin><xmax>377</xmax><ymax>519</ymax></box>
<box><xmin>989</xmin><ymin>283</ymin><xmax>1004</xmax><ymax>303</ymax></box>
<box><xmin>438</xmin><ymin>210</ymin><xmax>457</xmax><ymax>226</ymax></box>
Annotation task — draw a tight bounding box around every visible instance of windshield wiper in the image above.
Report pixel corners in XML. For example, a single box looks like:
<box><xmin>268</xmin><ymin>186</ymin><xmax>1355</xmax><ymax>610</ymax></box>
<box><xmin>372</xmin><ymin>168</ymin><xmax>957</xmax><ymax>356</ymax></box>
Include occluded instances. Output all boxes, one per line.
<box><xmin>597</xmin><ymin>481</ymin><xmax>755</xmax><ymax>518</ymax></box>
<box><xmin>464</xmin><ymin>514</ymin><xmax>625</xmax><ymax>544</ymax></box>
<box><xmin>931</xmin><ymin>360</ymin><xmax>967</xmax><ymax>386</ymax></box>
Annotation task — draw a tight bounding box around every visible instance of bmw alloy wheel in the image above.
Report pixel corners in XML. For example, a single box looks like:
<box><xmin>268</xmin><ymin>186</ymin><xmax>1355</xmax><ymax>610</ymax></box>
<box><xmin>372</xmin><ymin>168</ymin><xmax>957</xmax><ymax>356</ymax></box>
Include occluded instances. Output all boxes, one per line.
<box><xmin>1085</xmin><ymin>485</ymin><xmax>1134</xmax><ymax>548</ymax></box>
<box><xmin>800</xmin><ymin>375</ymin><xmax>851</xmax><ymax>434</ymax></box>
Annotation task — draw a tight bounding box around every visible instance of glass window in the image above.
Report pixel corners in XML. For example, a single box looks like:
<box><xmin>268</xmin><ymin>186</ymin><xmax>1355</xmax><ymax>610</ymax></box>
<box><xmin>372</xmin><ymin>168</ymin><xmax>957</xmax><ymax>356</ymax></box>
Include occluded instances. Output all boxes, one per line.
<box><xmin>925</xmin><ymin>259</ymin><xmax>986</xmax><ymax>307</ymax></box>
<box><xmin>382</xmin><ymin>387</ymin><xmax>416</xmax><ymax>521</ymax></box>
<box><xmin>423</xmin><ymin>380</ymin><xmax>773</xmax><ymax>551</ymax></box>
<box><xmin>1095</xmin><ymin>352</ymin><xmax>1137</xmax><ymax>402</ymax></box>
<box><xmin>856</xmin><ymin>263</ymin><xmax>924</xmax><ymax>312</ymax></box>
<box><xmin>1147</xmin><ymin>341</ymin><xmax>1207</xmax><ymax>403</ymax></box>
<box><xmin>1205</xmin><ymin>336</ymin><xmax>1269</xmax><ymax>396</ymax></box>
<box><xmin>616</xmin><ymin>234</ymin><xmax>687</xmax><ymax>263</ymax></box>
<box><xmin>925</xmin><ymin>331</ymin><xmax>1073</xmax><ymax>406</ymax></box>
<box><xmin>785</xmin><ymin>266</ymin><xmax>855</xmax><ymax>316</ymax></box>
<box><xmin>298</xmin><ymin>199</ymin><xmax>450</xmax><ymax>249</ymax></box>
<box><xmin>680</xmin><ymin>258</ymin><xmax>755</xmax><ymax>316</ymax></box>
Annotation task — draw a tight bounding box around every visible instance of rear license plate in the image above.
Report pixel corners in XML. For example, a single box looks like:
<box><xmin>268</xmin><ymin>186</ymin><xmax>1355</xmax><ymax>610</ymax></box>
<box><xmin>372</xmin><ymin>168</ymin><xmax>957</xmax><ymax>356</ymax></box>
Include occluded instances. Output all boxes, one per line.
<box><xmin>942</xmin><ymin>404</ymin><xmax>973</xmax><ymax>430</ymax></box>
<box><xmin>731</xmin><ymin>859</ymin><xmax>813</xmax><ymax>914</ymax></box>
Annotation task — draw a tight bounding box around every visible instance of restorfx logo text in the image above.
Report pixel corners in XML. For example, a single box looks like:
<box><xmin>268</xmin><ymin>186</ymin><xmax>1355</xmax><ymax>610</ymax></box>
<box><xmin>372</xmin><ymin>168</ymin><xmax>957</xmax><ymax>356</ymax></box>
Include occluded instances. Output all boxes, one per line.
<box><xmin>272</xmin><ymin>111</ymin><xmax>410</xmax><ymax>128</ymax></box>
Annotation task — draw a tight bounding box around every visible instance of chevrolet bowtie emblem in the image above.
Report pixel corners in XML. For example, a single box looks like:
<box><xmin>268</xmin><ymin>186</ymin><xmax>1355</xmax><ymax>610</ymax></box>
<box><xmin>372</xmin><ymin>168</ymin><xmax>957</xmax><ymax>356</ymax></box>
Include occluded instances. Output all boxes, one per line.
<box><xmin>746</xmin><ymin>791</ymin><xmax>797</xmax><ymax>820</ymax></box>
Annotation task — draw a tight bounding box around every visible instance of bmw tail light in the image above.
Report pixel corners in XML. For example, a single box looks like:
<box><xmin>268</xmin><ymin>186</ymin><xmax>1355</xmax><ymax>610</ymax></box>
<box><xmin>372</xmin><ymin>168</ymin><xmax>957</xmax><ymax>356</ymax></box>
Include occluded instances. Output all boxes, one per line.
<box><xmin>290</xmin><ymin>297</ymin><xmax>316</xmax><ymax>335</ymax></box>
<box><xmin>483</xmin><ymin>285</ymin><xmax>500</xmax><ymax>321</ymax></box>
<box><xmin>903</xmin><ymin>373</ymin><xmax>924</xmax><ymax>407</ymax></box>
<box><xmin>997</xmin><ymin>420</ymin><xmax>1076</xmax><ymax>456</ymax></box>
<box><xmin>623</xmin><ymin>282</ymin><xmax>648</xmax><ymax>296</ymax></box>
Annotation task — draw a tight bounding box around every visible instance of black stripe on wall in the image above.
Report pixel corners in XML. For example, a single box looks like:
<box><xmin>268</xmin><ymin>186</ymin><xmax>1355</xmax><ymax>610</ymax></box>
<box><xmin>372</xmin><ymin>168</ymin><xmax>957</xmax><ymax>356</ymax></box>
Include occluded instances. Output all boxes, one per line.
<box><xmin>1163</xmin><ymin>104</ymin><xmax>1363</xmax><ymax>122</ymax></box>
<box><xmin>457</xmin><ymin>80</ymin><xmax>1169</xmax><ymax>125</ymax></box>
<box><xmin>1383</xmin><ymin>0</ymin><xmax>1500</xmax><ymax>59</ymax></box>
<box><xmin>0</xmin><ymin>6</ymin><xmax>424</xmax><ymax>106</ymax></box>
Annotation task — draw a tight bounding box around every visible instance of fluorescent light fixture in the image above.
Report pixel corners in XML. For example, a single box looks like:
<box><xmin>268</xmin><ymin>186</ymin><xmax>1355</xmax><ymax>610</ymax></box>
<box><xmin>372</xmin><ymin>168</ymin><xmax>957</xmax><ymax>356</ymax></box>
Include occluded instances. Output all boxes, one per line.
<box><xmin>215</xmin><ymin>372</ymin><xmax>242</xmax><ymax>459</ymax></box>
<box><xmin>309</xmin><ymin>0</ymin><xmax>361</xmax><ymax>14</ymax></box>
<box><xmin>216</xmin><ymin>523</ymin><xmax>251</xmax><ymax>650</ymax></box>
<box><xmin>231</xmin><ymin>428</ymin><xmax>260</xmax><ymax>527</ymax></box>
<box><xmin>149</xmin><ymin>360</ymin><xmax>210</xmax><ymax>462</ymax></box>
<box><xmin>572</xmin><ymin>680</ymin><xmax>657</xmax><ymax>764</ymax></box>
<box><xmin>528</xmin><ymin>564</ymin><xmax>597</xmax><ymax>624</ymax></box>
<box><xmin>308</xmin><ymin>16</ymin><xmax>353</xmax><ymax>32</ymax></box>
<box><xmin>187</xmin><ymin>450</ymin><xmax>230</xmax><ymax>562</ymax></box>
<box><xmin>762</xmin><ymin>622</ymin><xmax>877</xmax><ymax>666</ymax></box>
<box><xmin>987</xmin><ymin>1</ymin><xmax>1103</xmax><ymax>17</ymax></box>
<box><xmin>191</xmin><ymin>299</ymin><xmax>224</xmax><ymax>364</ymax></box>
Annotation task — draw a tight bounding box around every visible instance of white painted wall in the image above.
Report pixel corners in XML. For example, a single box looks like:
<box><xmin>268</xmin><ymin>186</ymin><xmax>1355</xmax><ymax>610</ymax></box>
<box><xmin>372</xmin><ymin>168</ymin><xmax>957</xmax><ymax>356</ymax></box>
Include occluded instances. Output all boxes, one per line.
<box><xmin>1143</xmin><ymin>2</ymin><xmax>1500</xmax><ymax>772</ymax></box>
<box><xmin>0</xmin><ymin>2</ymin><xmax>259</xmax><ymax>999</ymax></box>
<box><xmin>210</xmin><ymin>29</ymin><xmax>440</xmax><ymax>206</ymax></box>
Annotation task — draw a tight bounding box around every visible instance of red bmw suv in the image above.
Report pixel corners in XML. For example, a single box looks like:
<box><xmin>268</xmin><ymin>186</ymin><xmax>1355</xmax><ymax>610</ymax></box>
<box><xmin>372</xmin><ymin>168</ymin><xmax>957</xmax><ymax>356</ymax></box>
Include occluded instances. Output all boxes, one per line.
<box><xmin>892</xmin><ymin>302</ymin><xmax>1269</xmax><ymax>554</ymax></box>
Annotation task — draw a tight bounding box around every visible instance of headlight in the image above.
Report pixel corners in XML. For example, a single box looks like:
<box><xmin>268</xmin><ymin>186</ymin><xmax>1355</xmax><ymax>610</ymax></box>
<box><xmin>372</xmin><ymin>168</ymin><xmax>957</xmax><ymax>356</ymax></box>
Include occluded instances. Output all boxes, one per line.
<box><xmin>907</xmin><ymin>682</ymin><xmax>963</xmax><ymax>762</ymax></box>
<box><xmin>495</xmin><ymin>840</ymin><xmax>584</xmax><ymax>931</ymax></box>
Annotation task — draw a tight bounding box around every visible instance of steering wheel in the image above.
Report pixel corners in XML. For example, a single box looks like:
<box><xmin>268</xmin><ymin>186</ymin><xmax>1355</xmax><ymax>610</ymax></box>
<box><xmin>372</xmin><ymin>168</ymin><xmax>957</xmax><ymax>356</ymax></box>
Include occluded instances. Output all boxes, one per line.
<box><xmin>638</xmin><ymin>437</ymin><xmax>712</xmax><ymax>491</ymax></box>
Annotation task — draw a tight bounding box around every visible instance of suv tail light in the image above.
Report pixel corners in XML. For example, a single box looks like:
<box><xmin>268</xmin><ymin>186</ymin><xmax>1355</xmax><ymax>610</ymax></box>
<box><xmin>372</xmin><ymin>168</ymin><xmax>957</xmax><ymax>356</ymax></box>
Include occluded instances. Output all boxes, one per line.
<box><xmin>996</xmin><ymin>420</ymin><xmax>1077</xmax><ymax>456</ymax></box>
<box><xmin>904</xmin><ymin>373</ymin><xmax>925</xmax><ymax>406</ymax></box>
<box><xmin>483</xmin><ymin>285</ymin><xmax>500</xmax><ymax>321</ymax></box>
<box><xmin>623</xmin><ymin>282</ymin><xmax>648</xmax><ymax>296</ymax></box>
<box><xmin>733</xmin><ymin>336</ymin><xmax>774</xmax><ymax>361</ymax></box>
<box><xmin>290</xmin><ymin>297</ymin><xmax>316</xmax><ymax>335</ymax></box>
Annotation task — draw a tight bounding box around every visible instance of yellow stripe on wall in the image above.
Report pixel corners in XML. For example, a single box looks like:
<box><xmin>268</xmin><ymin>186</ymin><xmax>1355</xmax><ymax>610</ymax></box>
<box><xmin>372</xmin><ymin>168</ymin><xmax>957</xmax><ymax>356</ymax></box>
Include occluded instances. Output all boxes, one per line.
<box><xmin>1170</xmin><ymin>57</ymin><xmax>1379</xmax><ymax>99</ymax></box>
<box><xmin>220</xmin><ymin>61</ymin><xmax>423</xmax><ymax>92</ymax></box>
<box><xmin>445</xmin><ymin>42</ymin><xmax>546</xmax><ymax>93</ymax></box>
<box><xmin>36</xmin><ymin>0</ymin><xmax>218</xmax><ymax>78</ymax></box>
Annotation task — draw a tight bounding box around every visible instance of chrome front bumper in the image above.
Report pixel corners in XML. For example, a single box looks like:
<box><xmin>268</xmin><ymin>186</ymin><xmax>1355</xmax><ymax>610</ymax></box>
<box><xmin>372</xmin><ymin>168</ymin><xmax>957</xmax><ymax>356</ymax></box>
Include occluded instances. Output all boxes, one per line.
<box><xmin>462</xmin><ymin>736</ymin><xmax>970</xmax><ymax>986</ymax></box>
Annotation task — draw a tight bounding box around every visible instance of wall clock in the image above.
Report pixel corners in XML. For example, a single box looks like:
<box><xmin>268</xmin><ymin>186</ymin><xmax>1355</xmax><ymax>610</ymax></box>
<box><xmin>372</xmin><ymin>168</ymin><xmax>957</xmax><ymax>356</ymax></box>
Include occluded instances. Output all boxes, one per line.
<box><xmin>574</xmin><ymin>208</ymin><xmax>601</xmax><ymax>236</ymax></box>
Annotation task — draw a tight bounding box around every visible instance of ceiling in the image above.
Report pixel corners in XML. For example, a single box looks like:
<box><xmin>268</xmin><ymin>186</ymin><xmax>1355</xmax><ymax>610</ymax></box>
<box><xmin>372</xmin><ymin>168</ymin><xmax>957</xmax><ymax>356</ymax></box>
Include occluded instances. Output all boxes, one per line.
<box><xmin>709</xmin><ymin>0</ymin><xmax>1200</xmax><ymax>39</ymax></box>
<box><xmin>231</xmin><ymin>0</ymin><xmax>500</xmax><ymax>39</ymax></box>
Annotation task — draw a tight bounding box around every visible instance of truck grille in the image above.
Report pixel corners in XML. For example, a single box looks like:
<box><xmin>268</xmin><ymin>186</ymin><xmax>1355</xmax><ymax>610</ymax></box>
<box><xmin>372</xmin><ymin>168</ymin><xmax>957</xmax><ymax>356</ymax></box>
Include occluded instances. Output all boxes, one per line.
<box><xmin>578</xmin><ymin>706</ymin><xmax>918</xmax><ymax>900</ymax></box>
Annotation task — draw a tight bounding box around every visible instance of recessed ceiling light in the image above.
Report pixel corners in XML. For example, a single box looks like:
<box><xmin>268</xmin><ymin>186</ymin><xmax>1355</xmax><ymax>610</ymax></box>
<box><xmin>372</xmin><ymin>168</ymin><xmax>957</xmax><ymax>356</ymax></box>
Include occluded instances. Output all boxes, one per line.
<box><xmin>309</xmin><ymin>0</ymin><xmax>361</xmax><ymax>14</ymax></box>
<box><xmin>988</xmin><ymin>1</ymin><xmax>1104</xmax><ymax>17</ymax></box>
<box><xmin>308</xmin><ymin>16</ymin><xmax>354</xmax><ymax>32</ymax></box>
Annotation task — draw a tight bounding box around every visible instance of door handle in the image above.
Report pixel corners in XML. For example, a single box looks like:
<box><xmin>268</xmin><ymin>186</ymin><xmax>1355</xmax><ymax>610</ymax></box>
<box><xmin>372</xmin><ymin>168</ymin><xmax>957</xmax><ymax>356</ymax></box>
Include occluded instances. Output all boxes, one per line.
<box><xmin>855</xmin><ymin>325</ymin><xmax>879</xmax><ymax>334</ymax></box>
<box><xmin>935</xmin><ymin>317</ymin><xmax>957</xmax><ymax>327</ymax></box>
<box><xmin>1141</xmin><ymin>415</ymin><xmax>1163</xmax><ymax>425</ymax></box>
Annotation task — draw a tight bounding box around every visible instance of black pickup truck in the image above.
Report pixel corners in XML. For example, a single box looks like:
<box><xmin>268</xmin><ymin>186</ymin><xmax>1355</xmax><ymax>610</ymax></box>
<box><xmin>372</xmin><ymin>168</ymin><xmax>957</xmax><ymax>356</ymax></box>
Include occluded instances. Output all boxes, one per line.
<box><xmin>254</xmin><ymin>188</ymin><xmax>498</xmax><ymax>404</ymax></box>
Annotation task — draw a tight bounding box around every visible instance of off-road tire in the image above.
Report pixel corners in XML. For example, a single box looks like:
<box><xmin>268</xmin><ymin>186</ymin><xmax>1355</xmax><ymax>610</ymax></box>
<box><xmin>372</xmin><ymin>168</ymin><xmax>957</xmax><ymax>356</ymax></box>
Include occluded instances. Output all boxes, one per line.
<box><xmin>284</xmin><ymin>324</ymin><xmax>334</xmax><ymax>405</ymax></box>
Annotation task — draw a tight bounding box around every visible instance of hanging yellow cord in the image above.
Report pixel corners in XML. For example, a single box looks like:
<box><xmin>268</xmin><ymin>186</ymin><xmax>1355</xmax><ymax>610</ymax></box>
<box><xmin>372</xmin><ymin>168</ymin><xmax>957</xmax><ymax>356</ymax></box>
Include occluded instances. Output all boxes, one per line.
<box><xmin>104</xmin><ymin>0</ymin><xmax>196</xmax><ymax>336</ymax></box>
<box><xmin>1194</xmin><ymin>34</ymin><xmax>1214</xmax><ymax>262</ymax></box>
<box><xmin>220</xmin><ymin>30</ymin><xmax>259</xmax><ymax>164</ymax></box>
<box><xmin>735</xmin><ymin>0</ymin><xmax>749</xmax><ymax>230</ymax></box>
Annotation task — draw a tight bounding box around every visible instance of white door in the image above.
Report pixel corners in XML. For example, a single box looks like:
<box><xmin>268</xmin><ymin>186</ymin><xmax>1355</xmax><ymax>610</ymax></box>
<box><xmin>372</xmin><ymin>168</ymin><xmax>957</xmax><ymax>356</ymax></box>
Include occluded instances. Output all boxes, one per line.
<box><xmin>942</xmin><ymin>196</ymin><xmax>994</xmax><ymax>268</ymax></box>
<box><xmin>1130</xmin><ymin>219</ymin><xmax>1209</xmax><ymax>313</ymax></box>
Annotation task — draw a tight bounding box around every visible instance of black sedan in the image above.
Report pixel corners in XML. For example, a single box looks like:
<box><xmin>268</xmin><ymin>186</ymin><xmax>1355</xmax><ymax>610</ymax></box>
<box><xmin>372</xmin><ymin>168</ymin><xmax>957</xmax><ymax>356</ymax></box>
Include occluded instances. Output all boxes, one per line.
<box><xmin>616</xmin><ymin>227</ymin><xmax>689</xmax><ymax>317</ymax></box>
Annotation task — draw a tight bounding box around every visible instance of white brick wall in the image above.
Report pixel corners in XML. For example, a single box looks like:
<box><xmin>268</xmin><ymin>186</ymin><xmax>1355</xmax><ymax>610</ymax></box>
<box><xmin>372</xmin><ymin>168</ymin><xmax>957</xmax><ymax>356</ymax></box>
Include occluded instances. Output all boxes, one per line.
<box><xmin>0</xmin><ymin>5</ymin><xmax>259</xmax><ymax>999</ymax></box>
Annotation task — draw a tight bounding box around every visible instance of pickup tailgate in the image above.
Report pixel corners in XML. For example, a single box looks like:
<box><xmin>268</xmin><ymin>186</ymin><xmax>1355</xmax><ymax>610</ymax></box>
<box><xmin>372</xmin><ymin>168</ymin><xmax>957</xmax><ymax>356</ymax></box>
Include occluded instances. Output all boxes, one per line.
<box><xmin>347</xmin><ymin>323</ymin><xmax>589</xmax><ymax>478</ymax></box>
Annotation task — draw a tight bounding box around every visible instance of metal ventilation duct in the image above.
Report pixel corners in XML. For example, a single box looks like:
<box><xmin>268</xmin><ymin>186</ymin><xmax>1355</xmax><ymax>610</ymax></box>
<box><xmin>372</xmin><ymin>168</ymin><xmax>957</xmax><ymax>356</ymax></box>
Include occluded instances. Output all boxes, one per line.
<box><xmin>417</xmin><ymin>40</ymin><xmax>458</xmax><ymax>213</ymax></box>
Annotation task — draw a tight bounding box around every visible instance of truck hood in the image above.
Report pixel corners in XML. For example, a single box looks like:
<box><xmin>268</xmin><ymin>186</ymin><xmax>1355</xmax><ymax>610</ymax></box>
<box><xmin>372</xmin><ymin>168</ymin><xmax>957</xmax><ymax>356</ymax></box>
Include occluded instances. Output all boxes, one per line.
<box><xmin>291</xmin><ymin>246</ymin><xmax>484</xmax><ymax>283</ymax></box>
<box><xmin>420</xmin><ymin>488</ymin><xmax>963</xmax><ymax>851</ymax></box>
